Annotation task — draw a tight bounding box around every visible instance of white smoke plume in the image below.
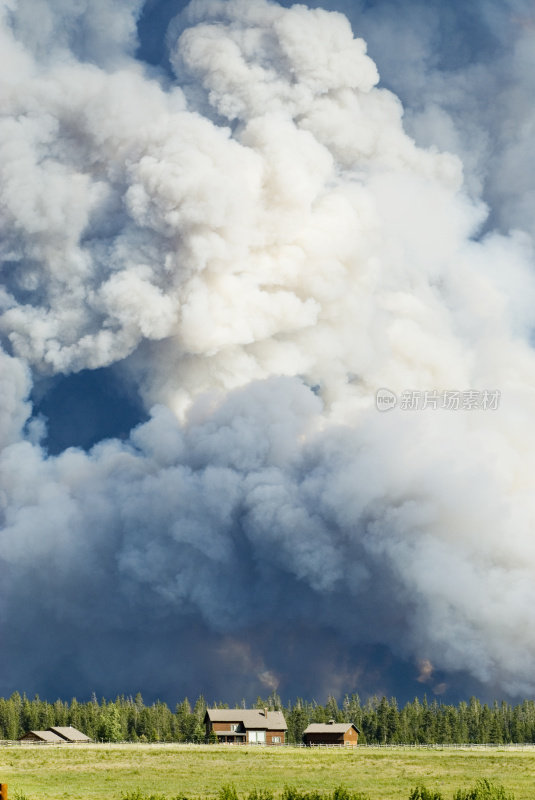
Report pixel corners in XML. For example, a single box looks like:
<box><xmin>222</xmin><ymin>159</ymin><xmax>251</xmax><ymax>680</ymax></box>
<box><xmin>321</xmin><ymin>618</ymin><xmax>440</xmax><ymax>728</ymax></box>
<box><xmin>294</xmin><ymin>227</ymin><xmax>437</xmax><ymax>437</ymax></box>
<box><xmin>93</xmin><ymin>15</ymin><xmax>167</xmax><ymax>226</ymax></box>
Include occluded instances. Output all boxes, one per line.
<box><xmin>1</xmin><ymin>0</ymin><xmax>535</xmax><ymax>701</ymax></box>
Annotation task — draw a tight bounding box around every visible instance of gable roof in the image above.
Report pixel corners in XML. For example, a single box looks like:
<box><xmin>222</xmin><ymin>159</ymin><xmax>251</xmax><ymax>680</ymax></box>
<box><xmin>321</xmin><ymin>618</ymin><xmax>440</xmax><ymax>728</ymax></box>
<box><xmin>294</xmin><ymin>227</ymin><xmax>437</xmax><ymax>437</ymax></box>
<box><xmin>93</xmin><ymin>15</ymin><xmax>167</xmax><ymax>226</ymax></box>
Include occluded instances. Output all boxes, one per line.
<box><xmin>205</xmin><ymin>709</ymin><xmax>287</xmax><ymax>731</ymax></box>
<box><xmin>303</xmin><ymin>722</ymin><xmax>360</xmax><ymax>734</ymax></box>
<box><xmin>48</xmin><ymin>726</ymin><xmax>91</xmax><ymax>742</ymax></box>
<box><xmin>20</xmin><ymin>730</ymin><xmax>66</xmax><ymax>743</ymax></box>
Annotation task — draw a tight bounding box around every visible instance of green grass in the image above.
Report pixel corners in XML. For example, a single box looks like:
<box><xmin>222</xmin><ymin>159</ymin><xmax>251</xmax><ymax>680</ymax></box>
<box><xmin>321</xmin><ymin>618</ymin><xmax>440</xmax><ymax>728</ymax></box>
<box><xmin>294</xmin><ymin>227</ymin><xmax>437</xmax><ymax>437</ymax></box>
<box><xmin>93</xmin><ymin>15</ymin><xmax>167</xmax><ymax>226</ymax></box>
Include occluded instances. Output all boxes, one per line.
<box><xmin>0</xmin><ymin>744</ymin><xmax>534</xmax><ymax>800</ymax></box>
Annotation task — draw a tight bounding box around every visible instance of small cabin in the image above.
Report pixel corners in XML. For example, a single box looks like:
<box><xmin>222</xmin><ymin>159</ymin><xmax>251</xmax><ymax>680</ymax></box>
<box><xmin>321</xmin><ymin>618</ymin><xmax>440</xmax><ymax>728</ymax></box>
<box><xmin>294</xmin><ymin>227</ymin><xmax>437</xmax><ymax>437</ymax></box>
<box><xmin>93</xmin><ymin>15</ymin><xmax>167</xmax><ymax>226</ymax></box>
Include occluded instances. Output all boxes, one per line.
<box><xmin>303</xmin><ymin>721</ymin><xmax>360</xmax><ymax>746</ymax></box>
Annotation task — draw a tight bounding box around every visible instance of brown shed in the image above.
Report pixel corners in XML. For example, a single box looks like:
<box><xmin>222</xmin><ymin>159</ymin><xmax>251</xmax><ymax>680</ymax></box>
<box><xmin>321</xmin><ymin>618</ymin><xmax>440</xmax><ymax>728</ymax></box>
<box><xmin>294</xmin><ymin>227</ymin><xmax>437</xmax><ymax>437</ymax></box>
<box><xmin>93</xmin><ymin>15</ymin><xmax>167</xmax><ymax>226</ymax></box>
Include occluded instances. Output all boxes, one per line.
<box><xmin>303</xmin><ymin>721</ymin><xmax>360</xmax><ymax>746</ymax></box>
<box><xmin>205</xmin><ymin>708</ymin><xmax>287</xmax><ymax>744</ymax></box>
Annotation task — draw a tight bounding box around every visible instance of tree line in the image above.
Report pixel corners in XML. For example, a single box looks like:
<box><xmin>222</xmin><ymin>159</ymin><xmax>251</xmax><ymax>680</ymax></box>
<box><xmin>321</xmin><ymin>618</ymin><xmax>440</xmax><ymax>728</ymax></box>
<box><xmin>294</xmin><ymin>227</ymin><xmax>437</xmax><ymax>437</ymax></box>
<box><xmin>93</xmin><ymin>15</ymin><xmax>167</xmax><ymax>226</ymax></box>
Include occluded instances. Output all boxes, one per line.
<box><xmin>2</xmin><ymin>691</ymin><xmax>535</xmax><ymax>744</ymax></box>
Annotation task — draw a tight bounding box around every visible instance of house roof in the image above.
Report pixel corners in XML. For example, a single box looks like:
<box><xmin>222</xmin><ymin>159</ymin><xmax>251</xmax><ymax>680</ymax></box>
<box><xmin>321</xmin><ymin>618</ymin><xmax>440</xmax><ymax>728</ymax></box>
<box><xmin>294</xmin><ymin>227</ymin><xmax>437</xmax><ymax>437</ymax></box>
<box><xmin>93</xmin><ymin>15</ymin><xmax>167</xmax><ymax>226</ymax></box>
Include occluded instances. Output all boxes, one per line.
<box><xmin>48</xmin><ymin>726</ymin><xmax>91</xmax><ymax>742</ymax></box>
<box><xmin>303</xmin><ymin>723</ymin><xmax>360</xmax><ymax>734</ymax></box>
<box><xmin>20</xmin><ymin>730</ymin><xmax>65</xmax><ymax>743</ymax></box>
<box><xmin>205</xmin><ymin>709</ymin><xmax>287</xmax><ymax>731</ymax></box>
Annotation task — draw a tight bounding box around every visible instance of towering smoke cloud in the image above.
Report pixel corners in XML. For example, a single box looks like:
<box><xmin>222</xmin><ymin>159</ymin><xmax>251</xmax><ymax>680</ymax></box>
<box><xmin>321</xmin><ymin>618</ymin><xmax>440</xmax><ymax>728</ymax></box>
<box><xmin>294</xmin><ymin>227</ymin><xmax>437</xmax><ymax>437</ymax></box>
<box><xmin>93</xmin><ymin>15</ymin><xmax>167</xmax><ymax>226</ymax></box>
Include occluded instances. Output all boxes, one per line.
<box><xmin>1</xmin><ymin>0</ymin><xmax>535</xmax><ymax>703</ymax></box>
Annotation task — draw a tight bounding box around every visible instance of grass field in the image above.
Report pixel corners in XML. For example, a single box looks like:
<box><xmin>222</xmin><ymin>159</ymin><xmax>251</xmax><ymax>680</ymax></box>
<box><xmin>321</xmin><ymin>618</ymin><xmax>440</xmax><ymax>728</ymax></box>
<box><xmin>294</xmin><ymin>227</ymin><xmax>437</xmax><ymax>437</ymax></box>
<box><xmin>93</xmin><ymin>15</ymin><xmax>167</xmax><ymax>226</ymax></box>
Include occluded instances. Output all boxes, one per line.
<box><xmin>1</xmin><ymin>744</ymin><xmax>534</xmax><ymax>800</ymax></box>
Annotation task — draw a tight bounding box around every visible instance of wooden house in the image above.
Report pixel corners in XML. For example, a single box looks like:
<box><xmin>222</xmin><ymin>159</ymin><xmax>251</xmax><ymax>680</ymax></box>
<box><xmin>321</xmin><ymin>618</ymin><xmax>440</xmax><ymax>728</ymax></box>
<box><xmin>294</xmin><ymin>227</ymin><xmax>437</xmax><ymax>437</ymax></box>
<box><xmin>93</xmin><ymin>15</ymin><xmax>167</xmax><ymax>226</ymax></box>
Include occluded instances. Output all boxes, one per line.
<box><xmin>303</xmin><ymin>721</ymin><xmax>360</xmax><ymax>746</ymax></box>
<box><xmin>204</xmin><ymin>708</ymin><xmax>287</xmax><ymax>744</ymax></box>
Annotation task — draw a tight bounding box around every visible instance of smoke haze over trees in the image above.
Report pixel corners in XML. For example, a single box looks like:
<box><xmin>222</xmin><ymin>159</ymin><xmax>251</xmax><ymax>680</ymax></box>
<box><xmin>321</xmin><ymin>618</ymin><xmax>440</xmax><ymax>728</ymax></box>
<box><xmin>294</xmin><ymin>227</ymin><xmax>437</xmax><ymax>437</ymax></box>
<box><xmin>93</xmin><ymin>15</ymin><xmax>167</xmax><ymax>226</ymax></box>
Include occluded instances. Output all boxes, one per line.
<box><xmin>1</xmin><ymin>0</ymin><xmax>535</xmax><ymax>705</ymax></box>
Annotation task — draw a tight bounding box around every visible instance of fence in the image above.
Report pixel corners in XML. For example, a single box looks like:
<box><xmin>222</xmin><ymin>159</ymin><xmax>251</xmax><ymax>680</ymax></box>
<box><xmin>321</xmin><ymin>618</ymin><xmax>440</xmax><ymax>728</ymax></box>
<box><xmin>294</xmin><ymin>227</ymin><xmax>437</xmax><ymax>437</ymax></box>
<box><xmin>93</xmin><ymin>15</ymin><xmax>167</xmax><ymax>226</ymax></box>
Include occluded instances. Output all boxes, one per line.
<box><xmin>2</xmin><ymin>739</ymin><xmax>535</xmax><ymax>750</ymax></box>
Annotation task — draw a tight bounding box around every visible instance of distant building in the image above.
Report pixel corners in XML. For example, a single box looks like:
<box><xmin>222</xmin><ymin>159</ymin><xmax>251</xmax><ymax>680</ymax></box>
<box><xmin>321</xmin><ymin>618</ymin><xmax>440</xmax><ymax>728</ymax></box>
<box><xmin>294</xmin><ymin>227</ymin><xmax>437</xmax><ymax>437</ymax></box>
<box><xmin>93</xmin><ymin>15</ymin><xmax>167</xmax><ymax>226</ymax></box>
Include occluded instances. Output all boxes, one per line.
<box><xmin>303</xmin><ymin>721</ymin><xmax>360</xmax><ymax>746</ymax></box>
<box><xmin>48</xmin><ymin>726</ymin><xmax>91</xmax><ymax>743</ymax></box>
<box><xmin>205</xmin><ymin>708</ymin><xmax>287</xmax><ymax>744</ymax></box>
<box><xmin>19</xmin><ymin>730</ymin><xmax>66</xmax><ymax>744</ymax></box>
<box><xmin>19</xmin><ymin>726</ymin><xmax>91</xmax><ymax>744</ymax></box>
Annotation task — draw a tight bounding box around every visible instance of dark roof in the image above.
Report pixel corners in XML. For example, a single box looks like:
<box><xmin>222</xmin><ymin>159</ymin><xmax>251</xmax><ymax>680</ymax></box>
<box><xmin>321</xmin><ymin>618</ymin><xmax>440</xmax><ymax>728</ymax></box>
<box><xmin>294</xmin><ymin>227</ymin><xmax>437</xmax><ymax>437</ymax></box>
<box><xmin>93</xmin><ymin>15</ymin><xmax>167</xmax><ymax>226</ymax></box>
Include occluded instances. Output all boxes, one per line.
<box><xmin>48</xmin><ymin>726</ymin><xmax>91</xmax><ymax>742</ymax></box>
<box><xmin>303</xmin><ymin>722</ymin><xmax>360</xmax><ymax>734</ymax></box>
<box><xmin>205</xmin><ymin>709</ymin><xmax>287</xmax><ymax>731</ymax></box>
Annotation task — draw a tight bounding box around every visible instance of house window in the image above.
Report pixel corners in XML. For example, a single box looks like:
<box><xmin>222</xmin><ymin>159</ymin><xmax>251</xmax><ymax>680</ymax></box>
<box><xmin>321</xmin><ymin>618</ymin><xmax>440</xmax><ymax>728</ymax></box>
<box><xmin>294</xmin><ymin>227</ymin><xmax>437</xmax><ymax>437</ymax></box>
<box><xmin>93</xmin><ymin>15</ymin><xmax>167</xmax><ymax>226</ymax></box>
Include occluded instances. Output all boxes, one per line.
<box><xmin>272</xmin><ymin>736</ymin><xmax>281</xmax><ymax>743</ymax></box>
<box><xmin>249</xmin><ymin>730</ymin><xmax>266</xmax><ymax>743</ymax></box>
<box><xmin>230</xmin><ymin>724</ymin><xmax>239</xmax><ymax>732</ymax></box>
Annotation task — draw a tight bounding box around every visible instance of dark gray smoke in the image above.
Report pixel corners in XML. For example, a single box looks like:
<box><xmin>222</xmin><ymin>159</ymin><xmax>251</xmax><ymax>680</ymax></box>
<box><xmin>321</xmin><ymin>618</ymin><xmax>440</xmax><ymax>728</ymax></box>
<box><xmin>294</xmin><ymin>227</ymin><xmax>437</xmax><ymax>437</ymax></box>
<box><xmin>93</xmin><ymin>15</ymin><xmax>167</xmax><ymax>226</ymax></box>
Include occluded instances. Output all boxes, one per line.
<box><xmin>1</xmin><ymin>0</ymin><xmax>535</xmax><ymax>704</ymax></box>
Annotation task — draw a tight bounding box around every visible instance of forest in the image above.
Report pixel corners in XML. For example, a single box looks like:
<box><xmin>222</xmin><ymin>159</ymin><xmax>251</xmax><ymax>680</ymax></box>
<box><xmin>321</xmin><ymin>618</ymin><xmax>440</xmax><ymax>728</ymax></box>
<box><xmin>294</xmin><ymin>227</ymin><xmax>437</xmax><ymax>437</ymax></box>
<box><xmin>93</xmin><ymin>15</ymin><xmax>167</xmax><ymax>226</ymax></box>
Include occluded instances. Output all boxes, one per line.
<box><xmin>3</xmin><ymin>692</ymin><xmax>535</xmax><ymax>745</ymax></box>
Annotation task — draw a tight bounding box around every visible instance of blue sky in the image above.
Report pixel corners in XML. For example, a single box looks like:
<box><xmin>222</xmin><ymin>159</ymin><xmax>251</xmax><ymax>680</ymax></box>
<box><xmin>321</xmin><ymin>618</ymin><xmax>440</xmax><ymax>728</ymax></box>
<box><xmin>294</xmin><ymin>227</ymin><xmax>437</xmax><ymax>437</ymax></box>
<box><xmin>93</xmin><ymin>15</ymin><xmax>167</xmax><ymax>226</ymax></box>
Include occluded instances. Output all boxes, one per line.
<box><xmin>1</xmin><ymin>0</ymin><xmax>535</xmax><ymax>706</ymax></box>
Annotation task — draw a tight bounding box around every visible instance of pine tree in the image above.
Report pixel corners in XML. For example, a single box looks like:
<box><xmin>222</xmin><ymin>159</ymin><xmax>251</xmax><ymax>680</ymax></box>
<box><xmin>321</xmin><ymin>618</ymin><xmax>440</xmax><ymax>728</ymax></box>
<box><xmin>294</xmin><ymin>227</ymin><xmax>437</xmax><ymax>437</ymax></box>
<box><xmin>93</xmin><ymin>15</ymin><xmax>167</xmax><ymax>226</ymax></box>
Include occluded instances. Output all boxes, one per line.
<box><xmin>98</xmin><ymin>703</ymin><xmax>123</xmax><ymax>742</ymax></box>
<box><xmin>286</xmin><ymin>700</ymin><xmax>308</xmax><ymax>744</ymax></box>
